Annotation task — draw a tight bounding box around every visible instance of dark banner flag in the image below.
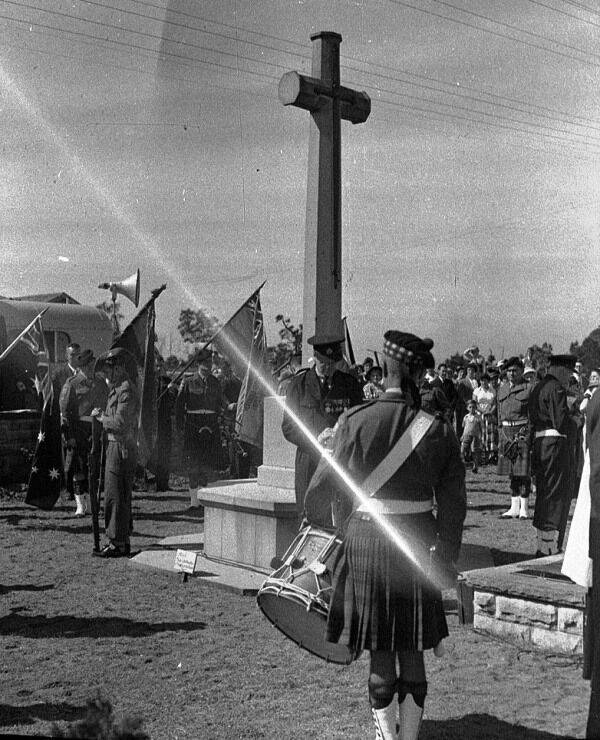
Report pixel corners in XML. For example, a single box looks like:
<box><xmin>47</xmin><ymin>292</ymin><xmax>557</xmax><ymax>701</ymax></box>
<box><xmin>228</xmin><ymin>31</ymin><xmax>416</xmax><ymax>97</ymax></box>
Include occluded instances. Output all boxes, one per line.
<box><xmin>111</xmin><ymin>286</ymin><xmax>165</xmax><ymax>466</ymax></box>
<box><xmin>343</xmin><ymin>316</ymin><xmax>356</xmax><ymax>367</ymax></box>
<box><xmin>25</xmin><ymin>313</ymin><xmax>62</xmax><ymax>510</ymax></box>
<box><xmin>212</xmin><ymin>284</ymin><xmax>271</xmax><ymax>449</ymax></box>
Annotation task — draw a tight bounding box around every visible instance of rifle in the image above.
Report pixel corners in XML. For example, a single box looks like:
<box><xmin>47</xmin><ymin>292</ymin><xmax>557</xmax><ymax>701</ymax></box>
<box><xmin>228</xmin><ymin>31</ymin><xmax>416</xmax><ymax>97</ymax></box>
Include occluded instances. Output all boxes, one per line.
<box><xmin>88</xmin><ymin>419</ymin><xmax>104</xmax><ymax>552</ymax></box>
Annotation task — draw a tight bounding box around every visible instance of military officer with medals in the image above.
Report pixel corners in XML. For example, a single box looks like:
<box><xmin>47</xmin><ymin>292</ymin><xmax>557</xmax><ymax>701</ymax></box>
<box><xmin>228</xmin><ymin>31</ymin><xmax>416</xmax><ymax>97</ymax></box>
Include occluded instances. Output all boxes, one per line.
<box><xmin>497</xmin><ymin>356</ymin><xmax>532</xmax><ymax>520</ymax></box>
<box><xmin>304</xmin><ymin>331</ymin><xmax>466</xmax><ymax>740</ymax></box>
<box><xmin>175</xmin><ymin>350</ymin><xmax>224</xmax><ymax>508</ymax></box>
<box><xmin>59</xmin><ymin>349</ymin><xmax>107</xmax><ymax>517</ymax></box>
<box><xmin>281</xmin><ymin>333</ymin><xmax>363</xmax><ymax>520</ymax></box>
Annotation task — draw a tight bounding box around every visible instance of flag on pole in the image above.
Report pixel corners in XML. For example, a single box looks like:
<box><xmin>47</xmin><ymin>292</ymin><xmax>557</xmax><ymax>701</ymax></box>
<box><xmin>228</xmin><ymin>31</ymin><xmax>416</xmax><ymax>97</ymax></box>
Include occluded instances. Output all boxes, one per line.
<box><xmin>211</xmin><ymin>284</ymin><xmax>271</xmax><ymax>449</ymax></box>
<box><xmin>342</xmin><ymin>316</ymin><xmax>356</xmax><ymax>367</ymax></box>
<box><xmin>111</xmin><ymin>286</ymin><xmax>165</xmax><ymax>466</ymax></box>
<box><xmin>0</xmin><ymin>307</ymin><xmax>49</xmax><ymax>364</ymax></box>
<box><xmin>25</xmin><ymin>314</ymin><xmax>62</xmax><ymax>510</ymax></box>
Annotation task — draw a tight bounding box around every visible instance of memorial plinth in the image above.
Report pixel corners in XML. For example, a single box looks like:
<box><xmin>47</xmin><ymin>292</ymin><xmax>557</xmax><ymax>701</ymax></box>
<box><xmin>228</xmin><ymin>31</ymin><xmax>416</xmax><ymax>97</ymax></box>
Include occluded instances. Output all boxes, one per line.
<box><xmin>462</xmin><ymin>554</ymin><xmax>587</xmax><ymax>654</ymax></box>
<box><xmin>197</xmin><ymin>396</ymin><xmax>298</xmax><ymax>571</ymax></box>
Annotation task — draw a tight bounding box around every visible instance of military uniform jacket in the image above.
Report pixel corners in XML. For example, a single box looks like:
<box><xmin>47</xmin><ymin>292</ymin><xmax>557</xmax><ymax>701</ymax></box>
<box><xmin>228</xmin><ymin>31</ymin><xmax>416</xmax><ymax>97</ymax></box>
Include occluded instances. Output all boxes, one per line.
<box><xmin>282</xmin><ymin>366</ymin><xmax>363</xmax><ymax>510</ymax></box>
<box><xmin>101</xmin><ymin>379</ymin><xmax>140</xmax><ymax>448</ymax></box>
<box><xmin>282</xmin><ymin>367</ymin><xmax>364</xmax><ymax>454</ymax></box>
<box><xmin>305</xmin><ymin>391</ymin><xmax>466</xmax><ymax>562</ymax></box>
<box><xmin>528</xmin><ymin>374</ymin><xmax>570</xmax><ymax>435</ymax></box>
<box><xmin>497</xmin><ymin>380</ymin><xmax>530</xmax><ymax>422</ymax></box>
<box><xmin>175</xmin><ymin>374</ymin><xmax>223</xmax><ymax>432</ymax></box>
<box><xmin>59</xmin><ymin>373</ymin><xmax>107</xmax><ymax>427</ymax></box>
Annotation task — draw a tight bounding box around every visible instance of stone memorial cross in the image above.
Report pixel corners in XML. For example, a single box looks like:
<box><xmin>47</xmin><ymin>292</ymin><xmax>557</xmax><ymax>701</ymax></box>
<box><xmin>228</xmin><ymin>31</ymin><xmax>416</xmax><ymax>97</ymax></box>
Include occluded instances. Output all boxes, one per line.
<box><xmin>279</xmin><ymin>32</ymin><xmax>370</xmax><ymax>360</ymax></box>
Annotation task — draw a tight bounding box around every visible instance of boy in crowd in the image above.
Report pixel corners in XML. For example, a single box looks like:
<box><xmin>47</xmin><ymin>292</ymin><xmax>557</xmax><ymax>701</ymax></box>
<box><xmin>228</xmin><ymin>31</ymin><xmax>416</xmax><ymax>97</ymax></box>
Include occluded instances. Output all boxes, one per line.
<box><xmin>461</xmin><ymin>399</ymin><xmax>483</xmax><ymax>473</ymax></box>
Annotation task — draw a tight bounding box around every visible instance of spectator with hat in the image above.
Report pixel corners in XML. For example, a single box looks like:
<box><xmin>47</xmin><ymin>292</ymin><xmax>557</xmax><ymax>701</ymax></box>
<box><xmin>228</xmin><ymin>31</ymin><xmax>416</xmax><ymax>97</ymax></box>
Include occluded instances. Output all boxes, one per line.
<box><xmin>528</xmin><ymin>354</ymin><xmax>578</xmax><ymax>556</ymax></box>
<box><xmin>363</xmin><ymin>364</ymin><xmax>384</xmax><ymax>399</ymax></box>
<box><xmin>497</xmin><ymin>356</ymin><xmax>532</xmax><ymax>520</ymax></box>
<box><xmin>304</xmin><ymin>329</ymin><xmax>465</xmax><ymax>740</ymax></box>
<box><xmin>91</xmin><ymin>347</ymin><xmax>139</xmax><ymax>558</ymax></box>
<box><xmin>175</xmin><ymin>349</ymin><xmax>224</xmax><ymax>508</ymax></box>
<box><xmin>281</xmin><ymin>333</ymin><xmax>363</xmax><ymax>520</ymax></box>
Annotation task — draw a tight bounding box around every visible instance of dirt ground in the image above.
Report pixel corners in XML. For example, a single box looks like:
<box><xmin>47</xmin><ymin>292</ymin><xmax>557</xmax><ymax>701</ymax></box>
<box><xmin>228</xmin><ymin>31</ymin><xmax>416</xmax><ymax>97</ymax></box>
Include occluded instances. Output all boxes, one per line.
<box><xmin>0</xmin><ymin>468</ymin><xmax>590</xmax><ymax>739</ymax></box>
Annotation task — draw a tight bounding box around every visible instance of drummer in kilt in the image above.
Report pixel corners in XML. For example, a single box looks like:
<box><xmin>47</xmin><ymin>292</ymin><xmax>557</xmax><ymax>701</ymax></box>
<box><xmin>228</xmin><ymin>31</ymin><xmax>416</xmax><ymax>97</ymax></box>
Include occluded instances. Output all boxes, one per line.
<box><xmin>496</xmin><ymin>356</ymin><xmax>532</xmax><ymax>520</ymax></box>
<box><xmin>304</xmin><ymin>330</ymin><xmax>466</xmax><ymax>740</ymax></box>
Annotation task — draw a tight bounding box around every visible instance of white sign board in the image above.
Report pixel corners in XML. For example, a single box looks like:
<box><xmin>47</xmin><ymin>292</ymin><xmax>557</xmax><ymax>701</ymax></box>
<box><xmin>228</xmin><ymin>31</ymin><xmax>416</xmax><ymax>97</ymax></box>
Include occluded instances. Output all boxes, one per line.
<box><xmin>174</xmin><ymin>549</ymin><xmax>198</xmax><ymax>574</ymax></box>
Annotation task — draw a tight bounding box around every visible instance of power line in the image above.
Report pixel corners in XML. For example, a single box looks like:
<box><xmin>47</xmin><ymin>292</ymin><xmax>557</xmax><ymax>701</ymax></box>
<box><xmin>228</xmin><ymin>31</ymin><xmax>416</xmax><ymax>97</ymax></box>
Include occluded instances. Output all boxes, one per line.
<box><xmin>2</xmin><ymin>6</ymin><xmax>600</xmax><ymax>155</ymax></box>
<box><xmin>525</xmin><ymin>0</ymin><xmax>600</xmax><ymax>28</ymax></box>
<box><xmin>0</xmin><ymin>10</ymin><xmax>280</xmax><ymax>83</ymax></box>
<box><xmin>560</xmin><ymin>0</ymin><xmax>600</xmax><ymax>17</ymax></box>
<box><xmin>32</xmin><ymin>0</ymin><xmax>600</xmax><ymax>134</ymax></box>
<box><xmin>82</xmin><ymin>0</ymin><xmax>600</xmax><ymax>126</ymax></box>
<box><xmin>75</xmin><ymin>0</ymin><xmax>309</xmax><ymax>63</ymax></box>
<box><xmin>388</xmin><ymin>0</ymin><xmax>600</xmax><ymax>68</ymax></box>
<box><xmin>345</xmin><ymin>62</ymin><xmax>600</xmax><ymax>137</ymax></box>
<box><xmin>1</xmin><ymin>0</ymin><xmax>298</xmax><ymax>74</ymax></box>
<box><xmin>430</xmin><ymin>0</ymin><xmax>600</xmax><ymax>61</ymax></box>
<box><xmin>376</xmin><ymin>95</ymin><xmax>600</xmax><ymax>153</ymax></box>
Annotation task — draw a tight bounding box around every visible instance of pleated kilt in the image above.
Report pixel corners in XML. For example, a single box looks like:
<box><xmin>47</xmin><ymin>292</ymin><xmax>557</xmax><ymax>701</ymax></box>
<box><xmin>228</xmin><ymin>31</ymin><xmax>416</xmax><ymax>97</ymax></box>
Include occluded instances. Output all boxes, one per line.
<box><xmin>497</xmin><ymin>423</ymin><xmax>531</xmax><ymax>478</ymax></box>
<box><xmin>325</xmin><ymin>511</ymin><xmax>448</xmax><ymax>655</ymax></box>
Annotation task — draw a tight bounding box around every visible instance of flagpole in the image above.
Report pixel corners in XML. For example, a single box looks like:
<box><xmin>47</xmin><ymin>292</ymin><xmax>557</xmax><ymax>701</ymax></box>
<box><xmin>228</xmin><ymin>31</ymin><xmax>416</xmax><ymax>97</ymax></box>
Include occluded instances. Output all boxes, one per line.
<box><xmin>0</xmin><ymin>307</ymin><xmax>49</xmax><ymax>363</ymax></box>
<box><xmin>112</xmin><ymin>285</ymin><xmax>166</xmax><ymax>345</ymax></box>
<box><xmin>159</xmin><ymin>281</ymin><xmax>266</xmax><ymax>401</ymax></box>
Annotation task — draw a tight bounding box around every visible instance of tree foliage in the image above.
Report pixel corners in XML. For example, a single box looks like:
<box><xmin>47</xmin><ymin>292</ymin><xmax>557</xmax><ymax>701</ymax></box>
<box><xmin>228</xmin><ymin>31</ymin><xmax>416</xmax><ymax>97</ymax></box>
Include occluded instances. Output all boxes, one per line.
<box><xmin>268</xmin><ymin>315</ymin><xmax>303</xmax><ymax>370</ymax></box>
<box><xmin>96</xmin><ymin>299</ymin><xmax>124</xmax><ymax>336</ymax></box>
<box><xmin>177</xmin><ymin>308</ymin><xmax>221</xmax><ymax>345</ymax></box>
<box><xmin>571</xmin><ymin>328</ymin><xmax>600</xmax><ymax>372</ymax></box>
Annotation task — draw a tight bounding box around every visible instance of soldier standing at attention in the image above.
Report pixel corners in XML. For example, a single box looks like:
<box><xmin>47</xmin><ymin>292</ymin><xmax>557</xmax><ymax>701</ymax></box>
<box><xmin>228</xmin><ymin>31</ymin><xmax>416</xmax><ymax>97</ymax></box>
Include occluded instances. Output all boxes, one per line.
<box><xmin>59</xmin><ymin>349</ymin><xmax>107</xmax><ymax>517</ymax></box>
<box><xmin>92</xmin><ymin>348</ymin><xmax>139</xmax><ymax>558</ymax></box>
<box><xmin>175</xmin><ymin>350</ymin><xmax>223</xmax><ymax>508</ymax></box>
<box><xmin>304</xmin><ymin>330</ymin><xmax>466</xmax><ymax>740</ymax></box>
<box><xmin>528</xmin><ymin>354</ymin><xmax>577</xmax><ymax>556</ymax></box>
<box><xmin>497</xmin><ymin>356</ymin><xmax>532</xmax><ymax>520</ymax></box>
<box><xmin>281</xmin><ymin>333</ymin><xmax>363</xmax><ymax>521</ymax></box>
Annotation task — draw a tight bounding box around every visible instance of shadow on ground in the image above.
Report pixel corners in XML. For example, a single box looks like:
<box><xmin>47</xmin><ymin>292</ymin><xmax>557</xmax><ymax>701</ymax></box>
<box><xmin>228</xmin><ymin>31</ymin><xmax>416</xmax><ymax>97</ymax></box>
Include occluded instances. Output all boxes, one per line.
<box><xmin>0</xmin><ymin>583</ymin><xmax>54</xmax><ymax>595</ymax></box>
<box><xmin>0</xmin><ymin>611</ymin><xmax>207</xmax><ymax>638</ymax></box>
<box><xmin>0</xmin><ymin>701</ymin><xmax>86</xmax><ymax>727</ymax></box>
<box><xmin>423</xmin><ymin>714</ymin><xmax>578</xmax><ymax>739</ymax></box>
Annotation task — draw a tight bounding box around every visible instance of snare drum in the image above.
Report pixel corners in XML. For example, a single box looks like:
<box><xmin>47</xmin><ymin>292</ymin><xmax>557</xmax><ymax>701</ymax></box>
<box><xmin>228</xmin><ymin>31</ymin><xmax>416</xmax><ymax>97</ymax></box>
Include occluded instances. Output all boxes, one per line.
<box><xmin>256</xmin><ymin>525</ymin><xmax>353</xmax><ymax>664</ymax></box>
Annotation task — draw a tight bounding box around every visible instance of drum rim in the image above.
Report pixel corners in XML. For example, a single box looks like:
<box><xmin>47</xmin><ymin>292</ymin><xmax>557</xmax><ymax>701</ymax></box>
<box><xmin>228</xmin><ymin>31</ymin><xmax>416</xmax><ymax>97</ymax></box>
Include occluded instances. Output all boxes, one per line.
<box><xmin>256</xmin><ymin>596</ymin><xmax>355</xmax><ymax>665</ymax></box>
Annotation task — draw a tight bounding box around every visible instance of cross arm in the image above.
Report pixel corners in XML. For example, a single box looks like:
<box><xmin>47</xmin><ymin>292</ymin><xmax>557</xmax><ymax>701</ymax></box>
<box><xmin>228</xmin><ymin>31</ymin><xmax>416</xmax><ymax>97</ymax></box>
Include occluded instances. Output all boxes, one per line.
<box><xmin>278</xmin><ymin>71</ymin><xmax>371</xmax><ymax>124</ymax></box>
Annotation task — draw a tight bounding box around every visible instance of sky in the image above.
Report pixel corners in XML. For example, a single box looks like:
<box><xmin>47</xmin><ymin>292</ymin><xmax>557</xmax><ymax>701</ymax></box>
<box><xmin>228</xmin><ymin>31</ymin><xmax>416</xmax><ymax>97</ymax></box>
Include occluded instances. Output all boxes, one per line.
<box><xmin>1</xmin><ymin>0</ymin><xmax>600</xmax><ymax>365</ymax></box>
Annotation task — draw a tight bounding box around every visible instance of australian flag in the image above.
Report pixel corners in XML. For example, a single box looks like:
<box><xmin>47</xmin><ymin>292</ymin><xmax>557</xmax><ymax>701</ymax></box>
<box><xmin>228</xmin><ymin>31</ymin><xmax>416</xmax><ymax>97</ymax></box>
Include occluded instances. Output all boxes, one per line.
<box><xmin>25</xmin><ymin>319</ymin><xmax>62</xmax><ymax>510</ymax></box>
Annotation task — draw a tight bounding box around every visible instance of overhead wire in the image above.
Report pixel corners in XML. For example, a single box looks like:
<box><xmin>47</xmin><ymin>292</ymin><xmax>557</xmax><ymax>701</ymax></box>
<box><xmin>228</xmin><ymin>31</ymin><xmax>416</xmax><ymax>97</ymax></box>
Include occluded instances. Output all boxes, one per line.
<box><xmin>525</xmin><ymin>0</ymin><xmax>600</xmax><ymax>28</ymax></box>
<box><xmin>1</xmin><ymin>0</ymin><xmax>297</xmax><ymax>74</ymax></box>
<box><xmin>561</xmin><ymin>0</ymin><xmax>600</xmax><ymax>16</ymax></box>
<box><xmin>430</xmin><ymin>0</ymin><xmax>600</xmax><ymax>60</ymax></box>
<box><xmin>75</xmin><ymin>0</ymin><xmax>600</xmax><ymax>127</ymax></box>
<box><xmin>388</xmin><ymin>0</ymin><xmax>600</xmax><ymax>68</ymax></box>
<box><xmin>12</xmin><ymin>0</ymin><xmax>597</xmax><ymax>137</ymax></box>
<box><xmin>1</xmin><ymin>2</ymin><xmax>600</xmax><ymax>154</ymax></box>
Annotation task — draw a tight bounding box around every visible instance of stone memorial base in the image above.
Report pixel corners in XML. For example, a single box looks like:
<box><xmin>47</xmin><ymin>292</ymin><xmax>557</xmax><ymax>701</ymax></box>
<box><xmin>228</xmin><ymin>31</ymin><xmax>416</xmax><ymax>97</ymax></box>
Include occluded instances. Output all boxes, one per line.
<box><xmin>197</xmin><ymin>479</ymin><xmax>297</xmax><ymax>571</ymax></box>
<box><xmin>462</xmin><ymin>554</ymin><xmax>587</xmax><ymax>654</ymax></box>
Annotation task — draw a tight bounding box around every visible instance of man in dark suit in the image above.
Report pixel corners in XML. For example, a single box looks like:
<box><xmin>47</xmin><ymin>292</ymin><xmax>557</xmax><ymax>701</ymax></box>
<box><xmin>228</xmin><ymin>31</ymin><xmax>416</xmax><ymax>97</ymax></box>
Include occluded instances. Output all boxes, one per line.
<box><xmin>586</xmin><ymin>387</ymin><xmax>600</xmax><ymax>737</ymax></box>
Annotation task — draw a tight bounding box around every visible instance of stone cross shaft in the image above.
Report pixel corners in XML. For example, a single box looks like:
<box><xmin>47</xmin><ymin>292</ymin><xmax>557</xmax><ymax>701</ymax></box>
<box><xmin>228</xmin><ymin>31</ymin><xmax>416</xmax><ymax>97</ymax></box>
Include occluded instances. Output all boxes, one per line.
<box><xmin>279</xmin><ymin>32</ymin><xmax>370</xmax><ymax>360</ymax></box>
